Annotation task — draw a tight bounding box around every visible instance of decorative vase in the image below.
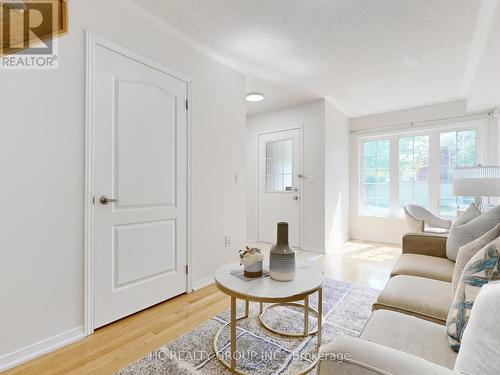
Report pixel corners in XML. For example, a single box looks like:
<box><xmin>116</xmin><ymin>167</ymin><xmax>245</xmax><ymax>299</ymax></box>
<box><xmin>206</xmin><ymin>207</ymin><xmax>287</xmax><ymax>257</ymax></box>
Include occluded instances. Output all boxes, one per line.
<box><xmin>269</xmin><ymin>222</ymin><xmax>296</xmax><ymax>281</ymax></box>
<box><xmin>244</xmin><ymin>260</ymin><xmax>263</xmax><ymax>278</ymax></box>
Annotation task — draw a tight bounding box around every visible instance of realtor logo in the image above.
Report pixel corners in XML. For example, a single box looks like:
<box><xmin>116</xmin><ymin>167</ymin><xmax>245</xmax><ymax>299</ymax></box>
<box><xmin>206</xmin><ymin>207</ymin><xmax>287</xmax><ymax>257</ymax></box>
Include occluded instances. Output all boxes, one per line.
<box><xmin>0</xmin><ymin>0</ymin><xmax>66</xmax><ymax>69</ymax></box>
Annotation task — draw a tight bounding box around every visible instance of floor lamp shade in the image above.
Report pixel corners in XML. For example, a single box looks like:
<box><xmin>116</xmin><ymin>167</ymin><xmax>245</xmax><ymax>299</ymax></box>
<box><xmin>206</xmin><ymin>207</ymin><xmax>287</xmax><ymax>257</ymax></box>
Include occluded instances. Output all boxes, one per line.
<box><xmin>453</xmin><ymin>166</ymin><xmax>500</xmax><ymax>197</ymax></box>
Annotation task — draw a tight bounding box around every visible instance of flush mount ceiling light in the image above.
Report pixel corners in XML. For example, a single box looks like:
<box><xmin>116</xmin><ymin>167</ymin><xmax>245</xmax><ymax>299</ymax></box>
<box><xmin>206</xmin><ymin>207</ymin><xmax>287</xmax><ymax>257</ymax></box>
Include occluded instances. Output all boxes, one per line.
<box><xmin>246</xmin><ymin>93</ymin><xmax>265</xmax><ymax>102</ymax></box>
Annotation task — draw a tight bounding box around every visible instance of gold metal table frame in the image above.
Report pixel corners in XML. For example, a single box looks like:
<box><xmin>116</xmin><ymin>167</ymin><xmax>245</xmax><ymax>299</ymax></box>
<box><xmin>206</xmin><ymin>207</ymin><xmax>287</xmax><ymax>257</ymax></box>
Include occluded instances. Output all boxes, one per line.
<box><xmin>214</xmin><ymin>281</ymin><xmax>323</xmax><ymax>375</ymax></box>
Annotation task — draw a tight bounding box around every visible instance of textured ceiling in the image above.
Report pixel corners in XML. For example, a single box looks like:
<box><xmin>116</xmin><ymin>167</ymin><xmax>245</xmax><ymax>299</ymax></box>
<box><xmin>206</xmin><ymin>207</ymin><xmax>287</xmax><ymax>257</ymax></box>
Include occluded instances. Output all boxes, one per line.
<box><xmin>245</xmin><ymin>77</ymin><xmax>319</xmax><ymax>115</ymax></box>
<box><xmin>134</xmin><ymin>0</ymin><xmax>482</xmax><ymax>116</ymax></box>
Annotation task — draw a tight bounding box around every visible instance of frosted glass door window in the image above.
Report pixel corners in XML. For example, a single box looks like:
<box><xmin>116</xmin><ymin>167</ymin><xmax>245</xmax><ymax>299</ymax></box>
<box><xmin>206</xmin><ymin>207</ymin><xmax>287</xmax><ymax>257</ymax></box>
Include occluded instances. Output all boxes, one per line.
<box><xmin>266</xmin><ymin>139</ymin><xmax>293</xmax><ymax>192</ymax></box>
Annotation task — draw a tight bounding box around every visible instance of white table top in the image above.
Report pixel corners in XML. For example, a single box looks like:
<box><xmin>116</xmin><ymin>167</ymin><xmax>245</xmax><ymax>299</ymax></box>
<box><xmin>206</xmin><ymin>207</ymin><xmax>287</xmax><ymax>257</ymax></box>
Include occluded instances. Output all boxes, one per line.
<box><xmin>214</xmin><ymin>260</ymin><xmax>324</xmax><ymax>302</ymax></box>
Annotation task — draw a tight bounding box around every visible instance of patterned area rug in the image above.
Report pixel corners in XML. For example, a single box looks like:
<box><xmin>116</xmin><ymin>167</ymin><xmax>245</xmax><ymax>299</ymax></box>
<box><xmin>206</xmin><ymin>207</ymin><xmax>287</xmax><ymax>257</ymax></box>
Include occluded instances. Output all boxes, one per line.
<box><xmin>116</xmin><ymin>279</ymin><xmax>379</xmax><ymax>375</ymax></box>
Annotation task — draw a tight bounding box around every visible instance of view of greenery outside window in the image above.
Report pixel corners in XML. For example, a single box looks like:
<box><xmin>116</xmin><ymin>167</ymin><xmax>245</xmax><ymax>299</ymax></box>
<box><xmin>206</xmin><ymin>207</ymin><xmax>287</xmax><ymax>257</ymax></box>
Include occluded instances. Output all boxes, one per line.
<box><xmin>399</xmin><ymin>135</ymin><xmax>429</xmax><ymax>209</ymax></box>
<box><xmin>363</xmin><ymin>139</ymin><xmax>390</xmax><ymax>215</ymax></box>
<box><xmin>440</xmin><ymin>130</ymin><xmax>476</xmax><ymax>216</ymax></box>
<box><xmin>360</xmin><ymin>126</ymin><xmax>479</xmax><ymax>218</ymax></box>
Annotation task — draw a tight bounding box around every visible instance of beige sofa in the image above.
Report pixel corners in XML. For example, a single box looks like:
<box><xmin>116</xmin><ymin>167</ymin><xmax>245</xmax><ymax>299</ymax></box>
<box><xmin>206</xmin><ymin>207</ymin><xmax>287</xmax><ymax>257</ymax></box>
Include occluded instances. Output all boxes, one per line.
<box><xmin>374</xmin><ymin>232</ymin><xmax>453</xmax><ymax>325</ymax></box>
<box><xmin>318</xmin><ymin>232</ymin><xmax>463</xmax><ymax>374</ymax></box>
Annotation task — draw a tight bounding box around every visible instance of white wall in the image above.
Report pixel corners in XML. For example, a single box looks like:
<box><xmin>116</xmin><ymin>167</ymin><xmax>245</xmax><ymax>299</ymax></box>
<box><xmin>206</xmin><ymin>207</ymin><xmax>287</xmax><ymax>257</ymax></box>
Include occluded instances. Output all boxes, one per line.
<box><xmin>466</xmin><ymin>0</ymin><xmax>500</xmax><ymax>167</ymax></box>
<box><xmin>324</xmin><ymin>101</ymin><xmax>350</xmax><ymax>251</ymax></box>
<box><xmin>350</xmin><ymin>100</ymin><xmax>467</xmax><ymax>131</ymax></box>
<box><xmin>349</xmin><ymin>100</ymin><xmax>469</xmax><ymax>244</ymax></box>
<box><xmin>246</xmin><ymin>100</ymin><xmax>326</xmax><ymax>252</ymax></box>
<box><xmin>0</xmin><ymin>0</ymin><xmax>246</xmax><ymax>369</ymax></box>
<box><xmin>467</xmin><ymin>0</ymin><xmax>500</xmax><ymax>113</ymax></box>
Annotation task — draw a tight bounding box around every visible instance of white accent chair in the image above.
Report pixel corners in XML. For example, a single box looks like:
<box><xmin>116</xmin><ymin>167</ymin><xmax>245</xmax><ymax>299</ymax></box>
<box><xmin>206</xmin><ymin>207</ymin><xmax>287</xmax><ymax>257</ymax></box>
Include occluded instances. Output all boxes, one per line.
<box><xmin>404</xmin><ymin>205</ymin><xmax>452</xmax><ymax>234</ymax></box>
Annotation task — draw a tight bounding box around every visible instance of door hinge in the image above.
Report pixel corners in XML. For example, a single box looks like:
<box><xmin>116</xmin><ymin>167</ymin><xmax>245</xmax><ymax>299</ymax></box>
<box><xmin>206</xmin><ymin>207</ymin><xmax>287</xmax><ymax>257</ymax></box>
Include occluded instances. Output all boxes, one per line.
<box><xmin>185</xmin><ymin>100</ymin><xmax>189</xmax><ymax>110</ymax></box>
<box><xmin>92</xmin><ymin>196</ymin><xmax>95</xmax><ymax>204</ymax></box>
<box><xmin>185</xmin><ymin>265</ymin><xmax>189</xmax><ymax>274</ymax></box>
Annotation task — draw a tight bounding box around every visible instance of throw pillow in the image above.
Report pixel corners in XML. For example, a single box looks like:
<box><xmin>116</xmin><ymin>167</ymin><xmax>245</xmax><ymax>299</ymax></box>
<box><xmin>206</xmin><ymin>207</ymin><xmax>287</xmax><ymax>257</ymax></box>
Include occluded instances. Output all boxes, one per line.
<box><xmin>446</xmin><ymin>205</ymin><xmax>500</xmax><ymax>261</ymax></box>
<box><xmin>452</xmin><ymin>223</ymin><xmax>500</xmax><ymax>296</ymax></box>
<box><xmin>454</xmin><ymin>281</ymin><xmax>500</xmax><ymax>375</ymax></box>
<box><xmin>446</xmin><ymin>237</ymin><xmax>500</xmax><ymax>351</ymax></box>
<box><xmin>454</xmin><ymin>203</ymin><xmax>482</xmax><ymax>225</ymax></box>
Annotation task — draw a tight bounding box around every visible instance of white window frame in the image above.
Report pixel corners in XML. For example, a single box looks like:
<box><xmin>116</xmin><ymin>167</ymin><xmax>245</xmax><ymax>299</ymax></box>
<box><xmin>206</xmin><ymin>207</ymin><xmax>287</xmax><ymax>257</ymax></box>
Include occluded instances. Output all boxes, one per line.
<box><xmin>358</xmin><ymin>120</ymin><xmax>487</xmax><ymax>218</ymax></box>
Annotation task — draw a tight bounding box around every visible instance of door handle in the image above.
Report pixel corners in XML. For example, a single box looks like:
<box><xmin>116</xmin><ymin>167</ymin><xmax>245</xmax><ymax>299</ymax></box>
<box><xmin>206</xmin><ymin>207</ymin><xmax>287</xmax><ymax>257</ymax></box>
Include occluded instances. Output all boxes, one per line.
<box><xmin>293</xmin><ymin>196</ymin><xmax>299</xmax><ymax>200</ymax></box>
<box><xmin>99</xmin><ymin>196</ymin><xmax>118</xmax><ymax>205</ymax></box>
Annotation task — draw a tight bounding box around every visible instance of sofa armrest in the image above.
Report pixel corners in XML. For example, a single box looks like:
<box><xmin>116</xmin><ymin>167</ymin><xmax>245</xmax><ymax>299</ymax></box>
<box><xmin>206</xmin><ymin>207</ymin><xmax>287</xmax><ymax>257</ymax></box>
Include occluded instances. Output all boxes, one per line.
<box><xmin>318</xmin><ymin>338</ymin><xmax>458</xmax><ymax>375</ymax></box>
<box><xmin>402</xmin><ymin>232</ymin><xmax>448</xmax><ymax>258</ymax></box>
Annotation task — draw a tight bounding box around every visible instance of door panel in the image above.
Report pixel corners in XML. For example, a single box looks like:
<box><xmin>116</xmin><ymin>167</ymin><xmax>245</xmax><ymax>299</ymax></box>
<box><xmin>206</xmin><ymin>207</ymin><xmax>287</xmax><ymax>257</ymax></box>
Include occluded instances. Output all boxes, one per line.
<box><xmin>113</xmin><ymin>220</ymin><xmax>176</xmax><ymax>288</ymax></box>
<box><xmin>115</xmin><ymin>78</ymin><xmax>177</xmax><ymax>208</ymax></box>
<box><xmin>258</xmin><ymin>129</ymin><xmax>301</xmax><ymax>247</ymax></box>
<box><xmin>93</xmin><ymin>44</ymin><xmax>187</xmax><ymax>328</ymax></box>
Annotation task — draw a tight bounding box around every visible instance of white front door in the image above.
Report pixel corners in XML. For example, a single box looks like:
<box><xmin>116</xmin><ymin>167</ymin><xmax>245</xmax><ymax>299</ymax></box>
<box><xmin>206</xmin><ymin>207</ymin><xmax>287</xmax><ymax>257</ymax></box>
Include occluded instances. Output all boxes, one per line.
<box><xmin>93</xmin><ymin>43</ymin><xmax>188</xmax><ymax>328</ymax></box>
<box><xmin>258</xmin><ymin>129</ymin><xmax>302</xmax><ymax>247</ymax></box>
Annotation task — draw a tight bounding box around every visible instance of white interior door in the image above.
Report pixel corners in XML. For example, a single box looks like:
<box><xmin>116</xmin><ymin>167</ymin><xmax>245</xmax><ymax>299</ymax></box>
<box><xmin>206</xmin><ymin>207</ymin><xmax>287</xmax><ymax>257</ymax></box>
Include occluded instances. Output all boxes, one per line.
<box><xmin>258</xmin><ymin>129</ymin><xmax>301</xmax><ymax>247</ymax></box>
<box><xmin>93</xmin><ymin>43</ymin><xmax>188</xmax><ymax>328</ymax></box>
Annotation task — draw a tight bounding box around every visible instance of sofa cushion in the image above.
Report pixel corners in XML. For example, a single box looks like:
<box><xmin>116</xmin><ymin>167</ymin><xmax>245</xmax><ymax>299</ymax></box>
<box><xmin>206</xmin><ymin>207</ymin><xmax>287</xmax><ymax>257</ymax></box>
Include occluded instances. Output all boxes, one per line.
<box><xmin>425</xmin><ymin>227</ymin><xmax>450</xmax><ymax>234</ymax></box>
<box><xmin>391</xmin><ymin>254</ymin><xmax>455</xmax><ymax>282</ymax></box>
<box><xmin>318</xmin><ymin>338</ymin><xmax>458</xmax><ymax>375</ymax></box>
<box><xmin>361</xmin><ymin>310</ymin><xmax>457</xmax><ymax>369</ymax></box>
<box><xmin>446</xmin><ymin>238</ymin><xmax>500</xmax><ymax>351</ymax></box>
<box><xmin>452</xmin><ymin>223</ymin><xmax>500</xmax><ymax>296</ymax></box>
<box><xmin>373</xmin><ymin>275</ymin><xmax>452</xmax><ymax>324</ymax></box>
<box><xmin>446</xmin><ymin>205</ymin><xmax>500</xmax><ymax>261</ymax></box>
<box><xmin>454</xmin><ymin>281</ymin><xmax>500</xmax><ymax>375</ymax></box>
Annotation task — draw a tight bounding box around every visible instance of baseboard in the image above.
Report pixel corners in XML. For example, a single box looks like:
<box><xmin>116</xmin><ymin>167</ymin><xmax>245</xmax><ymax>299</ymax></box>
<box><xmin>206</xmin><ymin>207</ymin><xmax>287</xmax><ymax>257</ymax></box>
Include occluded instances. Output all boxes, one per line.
<box><xmin>349</xmin><ymin>235</ymin><xmax>400</xmax><ymax>246</ymax></box>
<box><xmin>0</xmin><ymin>326</ymin><xmax>86</xmax><ymax>372</ymax></box>
<box><xmin>192</xmin><ymin>276</ymin><xmax>214</xmax><ymax>291</ymax></box>
<box><xmin>300</xmin><ymin>246</ymin><xmax>325</xmax><ymax>254</ymax></box>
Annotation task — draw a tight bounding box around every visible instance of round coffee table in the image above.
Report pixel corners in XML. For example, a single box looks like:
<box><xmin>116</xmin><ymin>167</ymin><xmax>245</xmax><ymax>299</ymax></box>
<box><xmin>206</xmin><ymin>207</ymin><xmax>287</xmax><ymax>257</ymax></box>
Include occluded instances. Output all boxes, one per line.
<box><xmin>213</xmin><ymin>261</ymin><xmax>324</xmax><ymax>374</ymax></box>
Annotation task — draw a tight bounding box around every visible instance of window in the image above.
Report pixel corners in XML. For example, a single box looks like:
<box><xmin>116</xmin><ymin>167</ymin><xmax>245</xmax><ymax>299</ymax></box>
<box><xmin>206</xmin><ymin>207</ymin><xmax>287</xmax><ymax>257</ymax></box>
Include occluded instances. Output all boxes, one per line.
<box><xmin>399</xmin><ymin>135</ymin><xmax>429</xmax><ymax>208</ymax></box>
<box><xmin>439</xmin><ymin>130</ymin><xmax>476</xmax><ymax>216</ymax></box>
<box><xmin>362</xmin><ymin>139</ymin><xmax>390</xmax><ymax>215</ymax></box>
<box><xmin>359</xmin><ymin>125</ymin><xmax>481</xmax><ymax>217</ymax></box>
<box><xmin>265</xmin><ymin>139</ymin><xmax>292</xmax><ymax>192</ymax></box>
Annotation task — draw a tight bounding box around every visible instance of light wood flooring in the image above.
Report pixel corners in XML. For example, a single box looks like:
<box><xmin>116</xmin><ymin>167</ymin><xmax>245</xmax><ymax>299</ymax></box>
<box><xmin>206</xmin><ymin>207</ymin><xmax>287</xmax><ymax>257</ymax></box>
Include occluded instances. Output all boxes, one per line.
<box><xmin>5</xmin><ymin>241</ymin><xmax>400</xmax><ymax>375</ymax></box>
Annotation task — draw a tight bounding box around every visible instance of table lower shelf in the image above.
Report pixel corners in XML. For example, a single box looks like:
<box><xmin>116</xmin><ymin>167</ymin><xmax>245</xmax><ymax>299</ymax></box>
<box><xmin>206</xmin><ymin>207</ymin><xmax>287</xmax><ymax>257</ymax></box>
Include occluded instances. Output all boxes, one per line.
<box><xmin>213</xmin><ymin>291</ymin><xmax>323</xmax><ymax>375</ymax></box>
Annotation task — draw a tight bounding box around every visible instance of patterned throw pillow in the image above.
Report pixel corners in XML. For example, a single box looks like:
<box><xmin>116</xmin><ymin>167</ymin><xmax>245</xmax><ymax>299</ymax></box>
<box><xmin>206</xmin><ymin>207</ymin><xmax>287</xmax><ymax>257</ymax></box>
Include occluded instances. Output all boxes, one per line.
<box><xmin>452</xmin><ymin>223</ymin><xmax>500</xmax><ymax>296</ymax></box>
<box><xmin>446</xmin><ymin>238</ymin><xmax>500</xmax><ymax>352</ymax></box>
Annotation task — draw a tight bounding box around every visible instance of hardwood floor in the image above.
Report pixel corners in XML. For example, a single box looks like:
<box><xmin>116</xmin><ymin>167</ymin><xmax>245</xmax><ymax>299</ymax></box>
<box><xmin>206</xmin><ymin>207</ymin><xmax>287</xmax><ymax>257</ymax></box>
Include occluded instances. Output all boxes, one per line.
<box><xmin>5</xmin><ymin>241</ymin><xmax>400</xmax><ymax>375</ymax></box>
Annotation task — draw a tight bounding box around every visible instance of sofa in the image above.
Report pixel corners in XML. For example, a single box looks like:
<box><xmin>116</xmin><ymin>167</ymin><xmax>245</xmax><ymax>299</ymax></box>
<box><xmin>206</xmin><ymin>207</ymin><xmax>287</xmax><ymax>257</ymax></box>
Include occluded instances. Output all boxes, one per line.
<box><xmin>373</xmin><ymin>232</ymin><xmax>453</xmax><ymax>325</ymax></box>
<box><xmin>317</xmin><ymin>231</ymin><xmax>499</xmax><ymax>375</ymax></box>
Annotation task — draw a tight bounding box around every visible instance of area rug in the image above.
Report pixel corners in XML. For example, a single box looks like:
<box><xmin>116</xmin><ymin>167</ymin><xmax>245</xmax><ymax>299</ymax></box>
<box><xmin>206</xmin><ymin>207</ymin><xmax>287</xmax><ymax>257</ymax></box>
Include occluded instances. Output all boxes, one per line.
<box><xmin>116</xmin><ymin>279</ymin><xmax>380</xmax><ymax>375</ymax></box>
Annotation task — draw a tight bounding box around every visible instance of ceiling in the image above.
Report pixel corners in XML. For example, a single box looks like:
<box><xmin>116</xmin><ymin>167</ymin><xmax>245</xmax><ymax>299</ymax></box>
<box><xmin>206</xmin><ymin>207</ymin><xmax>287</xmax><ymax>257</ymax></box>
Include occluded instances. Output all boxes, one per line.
<box><xmin>245</xmin><ymin>77</ymin><xmax>319</xmax><ymax>115</ymax></box>
<box><xmin>134</xmin><ymin>0</ymin><xmax>485</xmax><ymax>117</ymax></box>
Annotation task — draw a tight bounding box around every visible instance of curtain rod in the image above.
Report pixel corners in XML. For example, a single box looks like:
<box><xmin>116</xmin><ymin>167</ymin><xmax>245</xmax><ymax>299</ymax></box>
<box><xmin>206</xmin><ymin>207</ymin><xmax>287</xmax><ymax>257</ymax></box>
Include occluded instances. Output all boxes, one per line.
<box><xmin>350</xmin><ymin>108</ymin><xmax>498</xmax><ymax>135</ymax></box>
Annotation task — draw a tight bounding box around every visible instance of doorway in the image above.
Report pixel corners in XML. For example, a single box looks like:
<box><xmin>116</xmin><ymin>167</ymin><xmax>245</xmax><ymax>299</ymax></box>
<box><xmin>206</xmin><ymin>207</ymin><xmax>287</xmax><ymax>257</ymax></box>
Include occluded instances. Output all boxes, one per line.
<box><xmin>258</xmin><ymin>128</ymin><xmax>302</xmax><ymax>248</ymax></box>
